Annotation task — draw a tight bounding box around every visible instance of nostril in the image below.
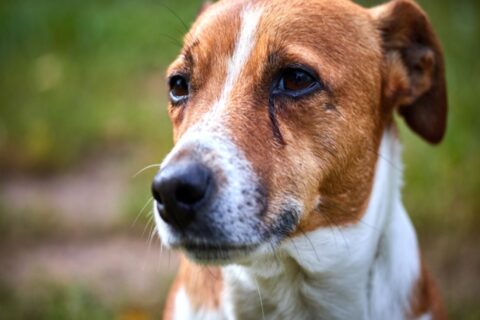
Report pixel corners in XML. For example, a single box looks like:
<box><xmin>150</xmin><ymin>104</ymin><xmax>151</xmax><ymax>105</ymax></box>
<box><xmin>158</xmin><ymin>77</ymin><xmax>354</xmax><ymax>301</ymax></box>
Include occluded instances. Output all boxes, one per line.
<box><xmin>175</xmin><ymin>175</ymin><xmax>210</xmax><ymax>206</ymax></box>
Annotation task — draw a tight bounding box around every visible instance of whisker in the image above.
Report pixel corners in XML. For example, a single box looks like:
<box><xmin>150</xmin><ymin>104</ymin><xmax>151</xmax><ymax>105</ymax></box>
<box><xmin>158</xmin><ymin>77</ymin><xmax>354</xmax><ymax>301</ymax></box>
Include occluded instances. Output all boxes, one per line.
<box><xmin>142</xmin><ymin>211</ymin><xmax>155</xmax><ymax>238</ymax></box>
<box><xmin>205</xmin><ymin>266</ymin><xmax>220</xmax><ymax>281</ymax></box>
<box><xmin>319</xmin><ymin>201</ymin><xmax>380</xmax><ymax>232</ymax></box>
<box><xmin>148</xmin><ymin>224</ymin><xmax>158</xmax><ymax>251</ymax></box>
<box><xmin>159</xmin><ymin>3</ymin><xmax>190</xmax><ymax>32</ymax></box>
<box><xmin>322</xmin><ymin>210</ymin><xmax>350</xmax><ymax>251</ymax></box>
<box><xmin>366</xmin><ymin>145</ymin><xmax>402</xmax><ymax>173</ymax></box>
<box><xmin>315</xmin><ymin>202</ymin><xmax>349</xmax><ymax>246</ymax></box>
<box><xmin>132</xmin><ymin>163</ymin><xmax>161</xmax><ymax>178</ymax></box>
<box><xmin>159</xmin><ymin>33</ymin><xmax>183</xmax><ymax>48</ymax></box>
<box><xmin>289</xmin><ymin>237</ymin><xmax>301</xmax><ymax>257</ymax></box>
<box><xmin>142</xmin><ymin>223</ymin><xmax>158</xmax><ymax>273</ymax></box>
<box><xmin>131</xmin><ymin>197</ymin><xmax>154</xmax><ymax>228</ymax></box>
<box><xmin>319</xmin><ymin>211</ymin><xmax>340</xmax><ymax>249</ymax></box>
<box><xmin>253</xmin><ymin>277</ymin><xmax>266</xmax><ymax>320</ymax></box>
<box><xmin>269</xmin><ymin>242</ymin><xmax>280</xmax><ymax>265</ymax></box>
<box><xmin>297</xmin><ymin>225</ymin><xmax>321</xmax><ymax>263</ymax></box>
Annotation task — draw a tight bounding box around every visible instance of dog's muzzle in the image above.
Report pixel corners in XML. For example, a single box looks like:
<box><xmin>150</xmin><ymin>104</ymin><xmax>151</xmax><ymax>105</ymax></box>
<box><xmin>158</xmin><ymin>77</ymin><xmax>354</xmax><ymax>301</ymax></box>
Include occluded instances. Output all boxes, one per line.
<box><xmin>149</xmin><ymin>134</ymin><xmax>296</xmax><ymax>263</ymax></box>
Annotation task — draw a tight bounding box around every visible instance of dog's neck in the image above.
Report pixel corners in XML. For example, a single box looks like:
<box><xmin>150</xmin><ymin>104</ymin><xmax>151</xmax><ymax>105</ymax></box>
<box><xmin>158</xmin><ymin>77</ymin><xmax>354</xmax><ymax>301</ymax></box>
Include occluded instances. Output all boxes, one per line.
<box><xmin>222</xmin><ymin>130</ymin><xmax>422</xmax><ymax>320</ymax></box>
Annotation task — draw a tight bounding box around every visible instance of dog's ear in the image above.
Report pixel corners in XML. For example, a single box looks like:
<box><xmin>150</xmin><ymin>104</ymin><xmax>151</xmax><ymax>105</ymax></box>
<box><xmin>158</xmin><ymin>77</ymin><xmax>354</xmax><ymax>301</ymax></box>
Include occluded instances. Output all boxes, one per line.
<box><xmin>370</xmin><ymin>0</ymin><xmax>447</xmax><ymax>144</ymax></box>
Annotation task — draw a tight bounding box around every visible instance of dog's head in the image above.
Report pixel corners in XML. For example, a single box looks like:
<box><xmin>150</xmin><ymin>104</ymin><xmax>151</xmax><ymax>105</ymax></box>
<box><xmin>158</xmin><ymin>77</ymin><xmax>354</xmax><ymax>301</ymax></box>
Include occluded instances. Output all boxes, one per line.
<box><xmin>152</xmin><ymin>0</ymin><xmax>446</xmax><ymax>263</ymax></box>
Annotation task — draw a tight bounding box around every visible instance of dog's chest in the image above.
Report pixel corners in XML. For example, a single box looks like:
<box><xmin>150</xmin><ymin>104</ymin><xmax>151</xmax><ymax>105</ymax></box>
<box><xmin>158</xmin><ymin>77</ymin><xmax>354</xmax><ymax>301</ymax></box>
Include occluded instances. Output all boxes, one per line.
<box><xmin>222</xmin><ymin>252</ymin><xmax>372</xmax><ymax>320</ymax></box>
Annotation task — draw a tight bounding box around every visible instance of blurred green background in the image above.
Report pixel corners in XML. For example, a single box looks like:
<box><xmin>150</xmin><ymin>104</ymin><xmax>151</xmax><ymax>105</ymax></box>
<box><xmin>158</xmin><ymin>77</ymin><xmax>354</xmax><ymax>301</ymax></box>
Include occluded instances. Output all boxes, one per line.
<box><xmin>0</xmin><ymin>0</ymin><xmax>478</xmax><ymax>319</ymax></box>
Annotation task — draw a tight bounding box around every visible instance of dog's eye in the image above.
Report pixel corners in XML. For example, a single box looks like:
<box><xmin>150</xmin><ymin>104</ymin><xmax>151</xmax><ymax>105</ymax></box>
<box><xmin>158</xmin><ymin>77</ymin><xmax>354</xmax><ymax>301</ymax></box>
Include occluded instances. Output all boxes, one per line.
<box><xmin>281</xmin><ymin>69</ymin><xmax>315</xmax><ymax>91</ymax></box>
<box><xmin>274</xmin><ymin>67</ymin><xmax>321</xmax><ymax>98</ymax></box>
<box><xmin>168</xmin><ymin>75</ymin><xmax>189</xmax><ymax>104</ymax></box>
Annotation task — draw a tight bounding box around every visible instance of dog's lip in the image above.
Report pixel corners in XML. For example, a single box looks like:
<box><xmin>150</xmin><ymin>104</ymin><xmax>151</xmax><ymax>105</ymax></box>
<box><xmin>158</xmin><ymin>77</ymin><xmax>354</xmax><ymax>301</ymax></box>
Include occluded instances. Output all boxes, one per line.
<box><xmin>170</xmin><ymin>241</ymin><xmax>261</xmax><ymax>263</ymax></box>
<box><xmin>171</xmin><ymin>241</ymin><xmax>259</xmax><ymax>252</ymax></box>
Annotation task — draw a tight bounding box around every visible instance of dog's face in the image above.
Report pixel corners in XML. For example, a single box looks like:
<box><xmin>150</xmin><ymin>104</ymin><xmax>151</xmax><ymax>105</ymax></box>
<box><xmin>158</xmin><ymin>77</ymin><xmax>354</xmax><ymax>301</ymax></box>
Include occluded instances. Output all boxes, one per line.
<box><xmin>152</xmin><ymin>0</ymin><xmax>446</xmax><ymax>263</ymax></box>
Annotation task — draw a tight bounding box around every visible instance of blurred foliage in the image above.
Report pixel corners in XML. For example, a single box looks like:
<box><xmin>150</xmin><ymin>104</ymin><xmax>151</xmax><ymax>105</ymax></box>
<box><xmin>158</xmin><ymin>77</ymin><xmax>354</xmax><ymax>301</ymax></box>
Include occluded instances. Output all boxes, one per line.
<box><xmin>0</xmin><ymin>0</ymin><xmax>198</xmax><ymax>172</ymax></box>
<box><xmin>0</xmin><ymin>0</ymin><xmax>479</xmax><ymax>318</ymax></box>
<box><xmin>0</xmin><ymin>280</ymin><xmax>112</xmax><ymax>320</ymax></box>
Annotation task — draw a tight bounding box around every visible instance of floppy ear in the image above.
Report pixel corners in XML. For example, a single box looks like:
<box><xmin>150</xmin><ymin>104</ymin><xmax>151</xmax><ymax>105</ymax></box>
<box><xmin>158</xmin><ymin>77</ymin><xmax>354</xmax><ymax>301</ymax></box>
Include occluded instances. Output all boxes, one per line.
<box><xmin>370</xmin><ymin>0</ymin><xmax>447</xmax><ymax>144</ymax></box>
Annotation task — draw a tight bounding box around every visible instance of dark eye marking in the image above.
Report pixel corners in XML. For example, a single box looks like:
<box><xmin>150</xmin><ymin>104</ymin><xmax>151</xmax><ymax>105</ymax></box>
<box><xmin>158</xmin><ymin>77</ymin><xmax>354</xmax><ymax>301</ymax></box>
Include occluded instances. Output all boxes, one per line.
<box><xmin>267</xmin><ymin>65</ymin><xmax>323</xmax><ymax>145</ymax></box>
<box><xmin>168</xmin><ymin>74</ymin><xmax>189</xmax><ymax>105</ymax></box>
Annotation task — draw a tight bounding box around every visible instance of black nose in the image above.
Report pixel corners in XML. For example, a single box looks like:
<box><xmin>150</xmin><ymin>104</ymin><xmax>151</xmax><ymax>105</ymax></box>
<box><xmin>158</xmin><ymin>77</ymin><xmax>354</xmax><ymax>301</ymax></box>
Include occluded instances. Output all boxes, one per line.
<box><xmin>151</xmin><ymin>162</ymin><xmax>213</xmax><ymax>229</ymax></box>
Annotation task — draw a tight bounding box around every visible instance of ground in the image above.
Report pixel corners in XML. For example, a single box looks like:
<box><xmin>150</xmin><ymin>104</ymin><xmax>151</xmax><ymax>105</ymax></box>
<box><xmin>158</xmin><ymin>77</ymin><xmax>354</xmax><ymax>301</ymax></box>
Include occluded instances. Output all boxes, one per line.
<box><xmin>0</xmin><ymin>153</ymin><xmax>479</xmax><ymax>319</ymax></box>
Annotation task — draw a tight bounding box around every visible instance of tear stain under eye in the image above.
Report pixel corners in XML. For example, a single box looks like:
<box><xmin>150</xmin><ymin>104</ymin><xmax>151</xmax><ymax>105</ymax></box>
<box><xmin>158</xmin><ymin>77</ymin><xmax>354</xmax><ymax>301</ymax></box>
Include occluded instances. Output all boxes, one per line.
<box><xmin>268</xmin><ymin>95</ymin><xmax>286</xmax><ymax>145</ymax></box>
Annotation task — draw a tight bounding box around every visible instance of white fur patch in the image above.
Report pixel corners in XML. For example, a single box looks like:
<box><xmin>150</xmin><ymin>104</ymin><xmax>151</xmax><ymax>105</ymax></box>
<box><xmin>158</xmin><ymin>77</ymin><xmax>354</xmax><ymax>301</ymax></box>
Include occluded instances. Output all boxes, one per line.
<box><xmin>211</xmin><ymin>6</ymin><xmax>263</xmax><ymax>119</ymax></box>
<box><xmin>159</xmin><ymin>5</ymin><xmax>263</xmax><ymax>171</ymax></box>
<box><xmin>417</xmin><ymin>313</ymin><xmax>432</xmax><ymax>320</ymax></box>
<box><xmin>173</xmin><ymin>288</ymin><xmax>192</xmax><ymax>320</ymax></box>
<box><xmin>173</xmin><ymin>287</ymin><xmax>225</xmax><ymax>320</ymax></box>
<box><xmin>160</xmin><ymin>5</ymin><xmax>263</xmax><ymax>166</ymax></box>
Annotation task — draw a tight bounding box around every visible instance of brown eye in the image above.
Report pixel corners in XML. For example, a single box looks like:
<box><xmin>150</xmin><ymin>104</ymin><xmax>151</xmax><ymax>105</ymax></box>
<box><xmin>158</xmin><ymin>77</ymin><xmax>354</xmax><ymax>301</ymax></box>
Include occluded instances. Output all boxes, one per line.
<box><xmin>169</xmin><ymin>75</ymin><xmax>189</xmax><ymax>104</ymax></box>
<box><xmin>274</xmin><ymin>67</ymin><xmax>321</xmax><ymax>98</ymax></box>
<box><xmin>282</xmin><ymin>68</ymin><xmax>315</xmax><ymax>91</ymax></box>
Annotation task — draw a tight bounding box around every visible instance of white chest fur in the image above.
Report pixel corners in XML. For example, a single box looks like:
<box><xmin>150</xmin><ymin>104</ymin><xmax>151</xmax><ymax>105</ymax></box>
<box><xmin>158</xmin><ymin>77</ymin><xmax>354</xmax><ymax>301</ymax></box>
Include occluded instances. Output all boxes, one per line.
<box><xmin>220</xmin><ymin>131</ymin><xmax>422</xmax><ymax>320</ymax></box>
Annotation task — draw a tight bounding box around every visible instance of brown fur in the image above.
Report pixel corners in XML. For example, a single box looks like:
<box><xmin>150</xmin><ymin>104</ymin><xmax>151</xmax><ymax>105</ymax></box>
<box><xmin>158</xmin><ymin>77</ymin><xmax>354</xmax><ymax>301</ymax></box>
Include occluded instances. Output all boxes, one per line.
<box><xmin>410</xmin><ymin>262</ymin><xmax>447</xmax><ymax>319</ymax></box>
<box><xmin>163</xmin><ymin>257</ymin><xmax>223</xmax><ymax>319</ymax></box>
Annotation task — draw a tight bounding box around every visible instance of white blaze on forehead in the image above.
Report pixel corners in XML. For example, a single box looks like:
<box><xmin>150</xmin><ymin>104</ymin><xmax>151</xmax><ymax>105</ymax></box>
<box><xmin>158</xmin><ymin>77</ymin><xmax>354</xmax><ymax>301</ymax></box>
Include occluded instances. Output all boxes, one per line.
<box><xmin>161</xmin><ymin>5</ymin><xmax>263</xmax><ymax>169</ymax></box>
<box><xmin>156</xmin><ymin>7</ymin><xmax>266</xmax><ymax>249</ymax></box>
<box><xmin>210</xmin><ymin>5</ymin><xmax>263</xmax><ymax>119</ymax></box>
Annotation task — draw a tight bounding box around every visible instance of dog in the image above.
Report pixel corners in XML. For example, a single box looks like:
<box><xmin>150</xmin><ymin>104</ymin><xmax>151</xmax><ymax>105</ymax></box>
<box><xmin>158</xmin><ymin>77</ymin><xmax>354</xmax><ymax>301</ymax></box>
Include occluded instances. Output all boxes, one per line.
<box><xmin>150</xmin><ymin>0</ymin><xmax>447</xmax><ymax>318</ymax></box>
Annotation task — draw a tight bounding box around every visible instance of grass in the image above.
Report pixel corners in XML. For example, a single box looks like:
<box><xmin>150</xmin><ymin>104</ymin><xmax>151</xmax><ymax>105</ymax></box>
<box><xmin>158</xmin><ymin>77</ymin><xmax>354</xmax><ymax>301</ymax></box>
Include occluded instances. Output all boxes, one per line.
<box><xmin>0</xmin><ymin>0</ymin><xmax>479</xmax><ymax>318</ymax></box>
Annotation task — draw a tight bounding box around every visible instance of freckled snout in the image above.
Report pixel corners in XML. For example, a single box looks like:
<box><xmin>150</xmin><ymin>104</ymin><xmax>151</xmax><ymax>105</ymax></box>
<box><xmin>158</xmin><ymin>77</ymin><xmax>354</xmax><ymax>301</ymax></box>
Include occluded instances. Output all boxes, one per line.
<box><xmin>151</xmin><ymin>161</ymin><xmax>214</xmax><ymax>230</ymax></box>
<box><xmin>152</xmin><ymin>136</ymin><xmax>275</xmax><ymax>262</ymax></box>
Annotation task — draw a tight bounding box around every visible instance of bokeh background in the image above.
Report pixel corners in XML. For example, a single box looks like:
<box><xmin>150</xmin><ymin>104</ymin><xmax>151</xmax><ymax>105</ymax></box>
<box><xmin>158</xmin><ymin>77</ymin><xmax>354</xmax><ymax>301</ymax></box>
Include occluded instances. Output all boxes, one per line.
<box><xmin>0</xmin><ymin>0</ymin><xmax>479</xmax><ymax>318</ymax></box>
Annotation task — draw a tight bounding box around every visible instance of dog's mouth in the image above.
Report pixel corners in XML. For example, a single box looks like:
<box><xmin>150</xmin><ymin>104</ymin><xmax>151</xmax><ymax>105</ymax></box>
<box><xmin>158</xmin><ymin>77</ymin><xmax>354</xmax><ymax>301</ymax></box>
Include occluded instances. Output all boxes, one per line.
<box><xmin>157</xmin><ymin>203</ymin><xmax>302</xmax><ymax>264</ymax></box>
<box><xmin>171</xmin><ymin>241</ymin><xmax>261</xmax><ymax>264</ymax></box>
